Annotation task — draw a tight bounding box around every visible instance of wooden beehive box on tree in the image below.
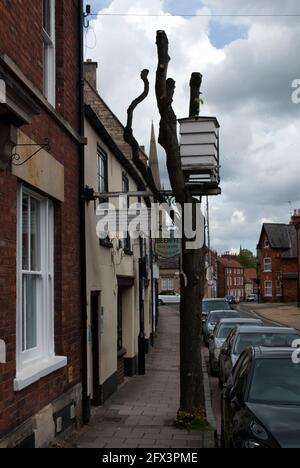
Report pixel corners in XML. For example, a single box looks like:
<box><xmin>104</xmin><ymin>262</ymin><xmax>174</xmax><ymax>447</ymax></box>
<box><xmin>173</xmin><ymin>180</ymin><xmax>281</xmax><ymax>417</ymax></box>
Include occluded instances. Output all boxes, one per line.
<box><xmin>179</xmin><ymin>116</ymin><xmax>221</xmax><ymax>196</ymax></box>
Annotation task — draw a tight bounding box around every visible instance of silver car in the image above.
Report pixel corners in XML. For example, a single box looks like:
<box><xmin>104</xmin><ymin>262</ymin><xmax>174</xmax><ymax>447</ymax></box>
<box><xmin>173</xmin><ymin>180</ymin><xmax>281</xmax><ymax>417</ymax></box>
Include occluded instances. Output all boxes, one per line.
<box><xmin>219</xmin><ymin>325</ymin><xmax>300</xmax><ymax>388</ymax></box>
<box><xmin>208</xmin><ymin>318</ymin><xmax>263</xmax><ymax>375</ymax></box>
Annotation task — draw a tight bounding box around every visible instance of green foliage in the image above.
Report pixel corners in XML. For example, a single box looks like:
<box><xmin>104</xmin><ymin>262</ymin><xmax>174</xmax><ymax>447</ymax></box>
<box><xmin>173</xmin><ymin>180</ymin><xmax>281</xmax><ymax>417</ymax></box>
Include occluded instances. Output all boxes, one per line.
<box><xmin>237</xmin><ymin>248</ymin><xmax>257</xmax><ymax>269</ymax></box>
<box><xmin>175</xmin><ymin>408</ymin><xmax>210</xmax><ymax>431</ymax></box>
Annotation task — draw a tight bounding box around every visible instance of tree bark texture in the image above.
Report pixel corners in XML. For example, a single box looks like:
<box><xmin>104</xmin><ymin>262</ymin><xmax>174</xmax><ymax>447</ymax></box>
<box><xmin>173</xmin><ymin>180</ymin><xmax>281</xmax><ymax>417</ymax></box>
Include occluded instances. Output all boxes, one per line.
<box><xmin>124</xmin><ymin>69</ymin><xmax>165</xmax><ymax>205</ymax></box>
<box><xmin>155</xmin><ymin>30</ymin><xmax>205</xmax><ymax>412</ymax></box>
<box><xmin>189</xmin><ymin>72</ymin><xmax>202</xmax><ymax>118</ymax></box>
<box><xmin>124</xmin><ymin>30</ymin><xmax>206</xmax><ymax>414</ymax></box>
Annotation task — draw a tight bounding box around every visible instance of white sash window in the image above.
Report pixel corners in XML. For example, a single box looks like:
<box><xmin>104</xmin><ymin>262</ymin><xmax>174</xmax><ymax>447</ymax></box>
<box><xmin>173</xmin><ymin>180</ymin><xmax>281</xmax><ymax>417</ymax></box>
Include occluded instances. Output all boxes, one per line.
<box><xmin>43</xmin><ymin>0</ymin><xmax>56</xmax><ymax>106</ymax></box>
<box><xmin>15</xmin><ymin>185</ymin><xmax>66</xmax><ymax>391</ymax></box>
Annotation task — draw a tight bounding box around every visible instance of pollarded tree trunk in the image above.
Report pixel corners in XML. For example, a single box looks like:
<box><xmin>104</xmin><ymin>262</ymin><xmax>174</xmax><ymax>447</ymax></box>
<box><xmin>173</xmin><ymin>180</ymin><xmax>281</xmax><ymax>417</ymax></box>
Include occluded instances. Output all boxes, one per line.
<box><xmin>124</xmin><ymin>30</ymin><xmax>206</xmax><ymax>416</ymax></box>
<box><xmin>155</xmin><ymin>30</ymin><xmax>206</xmax><ymax>413</ymax></box>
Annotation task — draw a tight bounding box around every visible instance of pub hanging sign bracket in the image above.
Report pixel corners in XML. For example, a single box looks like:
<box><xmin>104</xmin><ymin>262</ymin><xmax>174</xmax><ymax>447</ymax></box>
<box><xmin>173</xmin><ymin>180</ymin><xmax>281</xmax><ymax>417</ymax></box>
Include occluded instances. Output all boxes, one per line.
<box><xmin>10</xmin><ymin>139</ymin><xmax>50</xmax><ymax>167</ymax></box>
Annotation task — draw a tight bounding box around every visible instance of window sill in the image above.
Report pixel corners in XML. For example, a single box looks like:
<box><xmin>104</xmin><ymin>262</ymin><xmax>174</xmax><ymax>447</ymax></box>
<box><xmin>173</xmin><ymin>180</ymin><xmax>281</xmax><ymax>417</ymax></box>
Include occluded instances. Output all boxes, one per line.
<box><xmin>14</xmin><ymin>355</ymin><xmax>67</xmax><ymax>392</ymax></box>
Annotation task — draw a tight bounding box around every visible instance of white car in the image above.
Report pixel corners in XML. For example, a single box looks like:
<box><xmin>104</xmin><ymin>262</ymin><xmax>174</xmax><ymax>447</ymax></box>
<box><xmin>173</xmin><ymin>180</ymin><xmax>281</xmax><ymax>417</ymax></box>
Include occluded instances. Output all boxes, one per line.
<box><xmin>158</xmin><ymin>291</ymin><xmax>180</xmax><ymax>305</ymax></box>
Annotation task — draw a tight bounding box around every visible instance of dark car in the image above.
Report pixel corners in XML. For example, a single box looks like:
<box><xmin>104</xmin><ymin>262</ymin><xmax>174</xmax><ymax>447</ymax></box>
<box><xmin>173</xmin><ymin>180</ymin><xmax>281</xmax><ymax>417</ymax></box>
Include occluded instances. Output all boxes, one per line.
<box><xmin>221</xmin><ymin>347</ymin><xmax>300</xmax><ymax>448</ymax></box>
<box><xmin>203</xmin><ymin>310</ymin><xmax>240</xmax><ymax>346</ymax></box>
<box><xmin>225</xmin><ymin>295</ymin><xmax>237</xmax><ymax>305</ymax></box>
<box><xmin>219</xmin><ymin>325</ymin><xmax>300</xmax><ymax>388</ymax></box>
<box><xmin>202</xmin><ymin>298</ymin><xmax>232</xmax><ymax>323</ymax></box>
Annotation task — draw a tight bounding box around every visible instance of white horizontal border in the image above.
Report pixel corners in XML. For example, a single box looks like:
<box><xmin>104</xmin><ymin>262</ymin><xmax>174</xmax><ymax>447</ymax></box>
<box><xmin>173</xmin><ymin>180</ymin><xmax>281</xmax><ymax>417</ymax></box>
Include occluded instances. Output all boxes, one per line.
<box><xmin>14</xmin><ymin>356</ymin><xmax>67</xmax><ymax>392</ymax></box>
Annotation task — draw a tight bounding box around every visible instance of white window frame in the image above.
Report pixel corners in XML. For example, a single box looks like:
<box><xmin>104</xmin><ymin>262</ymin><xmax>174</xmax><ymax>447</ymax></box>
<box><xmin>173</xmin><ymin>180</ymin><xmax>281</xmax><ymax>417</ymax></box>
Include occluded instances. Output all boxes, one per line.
<box><xmin>264</xmin><ymin>280</ymin><xmax>273</xmax><ymax>297</ymax></box>
<box><xmin>162</xmin><ymin>278</ymin><xmax>174</xmax><ymax>291</ymax></box>
<box><xmin>264</xmin><ymin>239</ymin><xmax>270</xmax><ymax>248</ymax></box>
<box><xmin>15</xmin><ymin>185</ymin><xmax>66</xmax><ymax>391</ymax></box>
<box><xmin>43</xmin><ymin>0</ymin><xmax>56</xmax><ymax>106</ymax></box>
<box><xmin>263</xmin><ymin>257</ymin><xmax>272</xmax><ymax>272</ymax></box>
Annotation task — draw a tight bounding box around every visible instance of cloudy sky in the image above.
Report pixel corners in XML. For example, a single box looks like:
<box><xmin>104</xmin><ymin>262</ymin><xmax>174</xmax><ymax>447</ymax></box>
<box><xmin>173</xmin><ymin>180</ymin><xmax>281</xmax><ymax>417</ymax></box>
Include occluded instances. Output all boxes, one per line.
<box><xmin>84</xmin><ymin>0</ymin><xmax>300</xmax><ymax>254</ymax></box>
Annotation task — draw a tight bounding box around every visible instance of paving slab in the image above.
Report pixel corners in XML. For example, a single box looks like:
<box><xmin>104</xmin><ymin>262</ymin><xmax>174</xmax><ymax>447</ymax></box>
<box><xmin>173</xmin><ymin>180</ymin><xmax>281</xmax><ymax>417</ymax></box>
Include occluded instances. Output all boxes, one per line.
<box><xmin>75</xmin><ymin>305</ymin><xmax>216</xmax><ymax>449</ymax></box>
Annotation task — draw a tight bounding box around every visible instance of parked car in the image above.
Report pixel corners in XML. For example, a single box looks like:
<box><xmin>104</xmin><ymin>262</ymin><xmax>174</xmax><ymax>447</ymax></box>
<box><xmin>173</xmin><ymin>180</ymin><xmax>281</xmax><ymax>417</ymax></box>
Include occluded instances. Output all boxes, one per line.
<box><xmin>225</xmin><ymin>295</ymin><xmax>237</xmax><ymax>305</ymax></box>
<box><xmin>247</xmin><ymin>293</ymin><xmax>258</xmax><ymax>303</ymax></box>
<box><xmin>202</xmin><ymin>298</ymin><xmax>233</xmax><ymax>324</ymax></box>
<box><xmin>219</xmin><ymin>325</ymin><xmax>300</xmax><ymax>388</ymax></box>
<box><xmin>208</xmin><ymin>318</ymin><xmax>263</xmax><ymax>375</ymax></box>
<box><xmin>158</xmin><ymin>291</ymin><xmax>180</xmax><ymax>305</ymax></box>
<box><xmin>221</xmin><ymin>347</ymin><xmax>300</xmax><ymax>448</ymax></box>
<box><xmin>203</xmin><ymin>310</ymin><xmax>241</xmax><ymax>346</ymax></box>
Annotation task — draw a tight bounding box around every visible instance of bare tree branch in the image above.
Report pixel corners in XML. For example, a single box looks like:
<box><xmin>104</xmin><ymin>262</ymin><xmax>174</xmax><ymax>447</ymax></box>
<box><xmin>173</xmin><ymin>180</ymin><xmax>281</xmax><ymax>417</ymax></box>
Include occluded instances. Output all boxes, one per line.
<box><xmin>189</xmin><ymin>72</ymin><xmax>202</xmax><ymax>117</ymax></box>
<box><xmin>126</xmin><ymin>69</ymin><xmax>150</xmax><ymax>132</ymax></box>
<box><xmin>155</xmin><ymin>30</ymin><xmax>186</xmax><ymax>203</ymax></box>
<box><xmin>124</xmin><ymin>69</ymin><xmax>165</xmax><ymax>204</ymax></box>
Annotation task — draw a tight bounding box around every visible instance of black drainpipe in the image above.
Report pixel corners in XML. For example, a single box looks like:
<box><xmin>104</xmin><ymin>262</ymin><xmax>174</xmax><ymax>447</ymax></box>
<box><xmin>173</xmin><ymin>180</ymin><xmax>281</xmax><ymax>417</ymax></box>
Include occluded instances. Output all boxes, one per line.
<box><xmin>138</xmin><ymin>196</ymin><xmax>146</xmax><ymax>375</ymax></box>
<box><xmin>78</xmin><ymin>0</ymin><xmax>90</xmax><ymax>424</ymax></box>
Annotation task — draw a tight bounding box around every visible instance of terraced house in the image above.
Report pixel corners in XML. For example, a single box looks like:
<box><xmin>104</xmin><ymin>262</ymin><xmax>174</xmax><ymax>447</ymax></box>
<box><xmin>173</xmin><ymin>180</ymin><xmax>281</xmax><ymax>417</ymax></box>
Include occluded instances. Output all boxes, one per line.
<box><xmin>257</xmin><ymin>211</ymin><xmax>300</xmax><ymax>303</ymax></box>
<box><xmin>0</xmin><ymin>1</ymin><xmax>85</xmax><ymax>447</ymax></box>
<box><xmin>83</xmin><ymin>61</ymin><xmax>158</xmax><ymax>408</ymax></box>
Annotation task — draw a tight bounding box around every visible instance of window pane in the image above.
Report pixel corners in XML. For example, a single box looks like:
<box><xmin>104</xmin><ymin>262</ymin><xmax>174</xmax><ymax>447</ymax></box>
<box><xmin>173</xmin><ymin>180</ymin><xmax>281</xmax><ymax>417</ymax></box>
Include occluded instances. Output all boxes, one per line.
<box><xmin>43</xmin><ymin>0</ymin><xmax>51</xmax><ymax>36</ymax></box>
<box><xmin>97</xmin><ymin>146</ymin><xmax>108</xmax><ymax>194</ymax></box>
<box><xmin>30</xmin><ymin>198</ymin><xmax>41</xmax><ymax>271</ymax></box>
<box><xmin>22</xmin><ymin>194</ymin><xmax>29</xmax><ymax>270</ymax></box>
<box><xmin>22</xmin><ymin>275</ymin><xmax>38</xmax><ymax>351</ymax></box>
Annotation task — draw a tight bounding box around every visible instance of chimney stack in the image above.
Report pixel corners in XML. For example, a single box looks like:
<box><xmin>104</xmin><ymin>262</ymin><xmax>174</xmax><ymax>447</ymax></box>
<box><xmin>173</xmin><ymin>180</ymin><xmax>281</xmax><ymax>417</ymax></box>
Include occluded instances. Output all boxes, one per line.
<box><xmin>84</xmin><ymin>60</ymin><xmax>98</xmax><ymax>90</ymax></box>
<box><xmin>290</xmin><ymin>209</ymin><xmax>300</xmax><ymax>226</ymax></box>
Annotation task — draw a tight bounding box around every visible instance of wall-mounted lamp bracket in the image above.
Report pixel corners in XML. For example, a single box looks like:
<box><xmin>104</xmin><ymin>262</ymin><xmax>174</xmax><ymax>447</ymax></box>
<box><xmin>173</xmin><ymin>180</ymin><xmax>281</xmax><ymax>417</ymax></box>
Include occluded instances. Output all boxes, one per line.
<box><xmin>10</xmin><ymin>139</ymin><xmax>50</xmax><ymax>167</ymax></box>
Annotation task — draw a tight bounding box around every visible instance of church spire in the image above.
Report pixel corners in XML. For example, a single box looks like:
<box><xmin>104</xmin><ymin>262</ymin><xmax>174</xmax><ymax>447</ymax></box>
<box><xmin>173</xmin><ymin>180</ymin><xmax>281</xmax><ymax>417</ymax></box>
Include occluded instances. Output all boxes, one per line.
<box><xmin>149</xmin><ymin>122</ymin><xmax>161</xmax><ymax>191</ymax></box>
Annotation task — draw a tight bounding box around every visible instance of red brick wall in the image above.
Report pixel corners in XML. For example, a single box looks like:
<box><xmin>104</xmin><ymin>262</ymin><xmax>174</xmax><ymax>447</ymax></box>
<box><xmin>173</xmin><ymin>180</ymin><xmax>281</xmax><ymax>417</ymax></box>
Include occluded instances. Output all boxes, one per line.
<box><xmin>217</xmin><ymin>262</ymin><xmax>225</xmax><ymax>298</ymax></box>
<box><xmin>0</xmin><ymin>1</ymin><xmax>82</xmax><ymax>439</ymax></box>
<box><xmin>0</xmin><ymin>1</ymin><xmax>43</xmax><ymax>91</ymax></box>
<box><xmin>217</xmin><ymin>260</ymin><xmax>245</xmax><ymax>300</ymax></box>
<box><xmin>0</xmin><ymin>0</ymin><xmax>80</xmax><ymax>131</ymax></box>
<box><xmin>282</xmin><ymin>278</ymin><xmax>298</xmax><ymax>303</ymax></box>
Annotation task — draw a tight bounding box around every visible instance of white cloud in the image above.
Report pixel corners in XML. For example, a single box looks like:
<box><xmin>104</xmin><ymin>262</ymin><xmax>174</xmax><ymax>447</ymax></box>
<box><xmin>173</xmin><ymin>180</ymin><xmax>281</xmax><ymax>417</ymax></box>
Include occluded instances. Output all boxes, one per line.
<box><xmin>231</xmin><ymin>210</ymin><xmax>246</xmax><ymax>224</ymax></box>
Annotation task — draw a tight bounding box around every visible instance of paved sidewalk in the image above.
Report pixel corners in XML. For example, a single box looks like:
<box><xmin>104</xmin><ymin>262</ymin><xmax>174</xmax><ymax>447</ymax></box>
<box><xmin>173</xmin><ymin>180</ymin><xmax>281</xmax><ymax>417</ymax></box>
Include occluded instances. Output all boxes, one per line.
<box><xmin>242</xmin><ymin>303</ymin><xmax>300</xmax><ymax>330</ymax></box>
<box><xmin>76</xmin><ymin>305</ymin><xmax>215</xmax><ymax>449</ymax></box>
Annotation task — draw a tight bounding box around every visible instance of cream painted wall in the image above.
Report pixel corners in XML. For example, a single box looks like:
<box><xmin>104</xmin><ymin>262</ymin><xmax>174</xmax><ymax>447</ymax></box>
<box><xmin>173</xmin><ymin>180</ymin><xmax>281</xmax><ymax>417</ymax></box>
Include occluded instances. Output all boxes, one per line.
<box><xmin>85</xmin><ymin>119</ymin><xmax>146</xmax><ymax>397</ymax></box>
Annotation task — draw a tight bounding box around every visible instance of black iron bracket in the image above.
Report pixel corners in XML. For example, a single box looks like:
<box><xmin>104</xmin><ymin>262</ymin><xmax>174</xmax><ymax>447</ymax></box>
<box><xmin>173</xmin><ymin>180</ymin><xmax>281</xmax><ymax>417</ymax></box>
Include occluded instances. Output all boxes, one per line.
<box><xmin>10</xmin><ymin>139</ymin><xmax>50</xmax><ymax>166</ymax></box>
